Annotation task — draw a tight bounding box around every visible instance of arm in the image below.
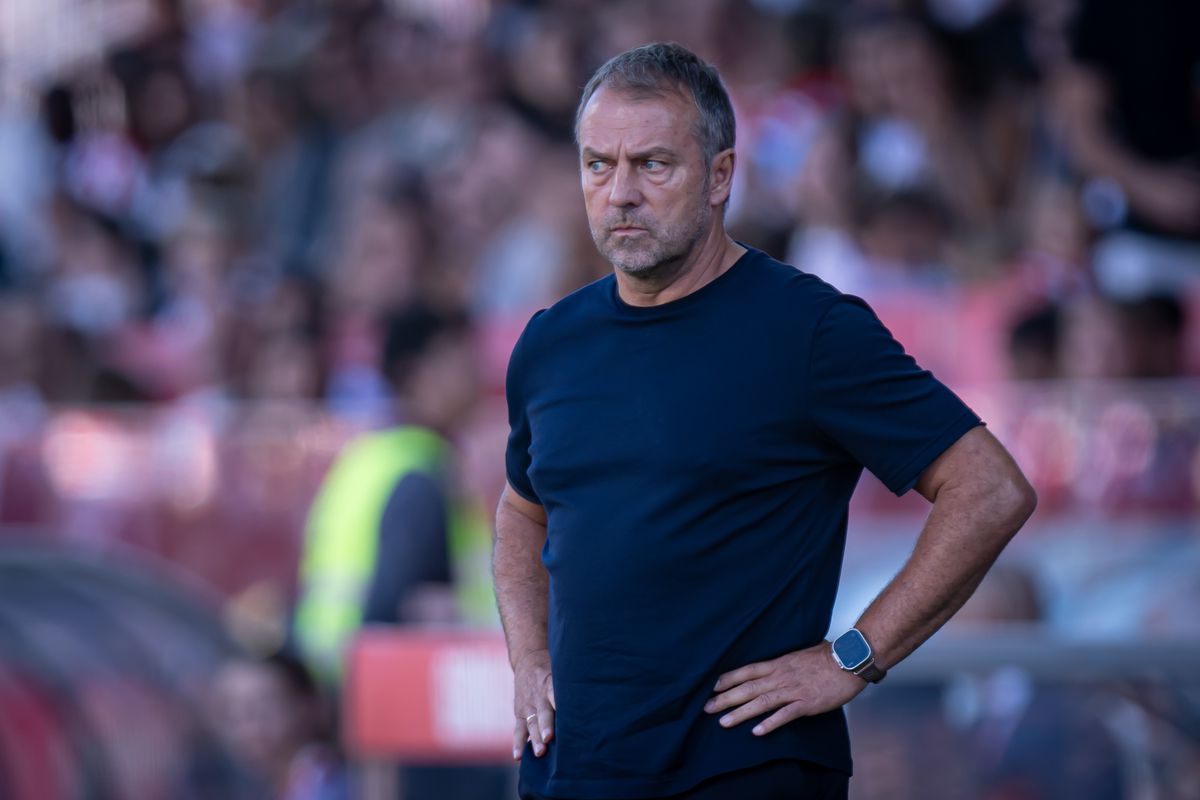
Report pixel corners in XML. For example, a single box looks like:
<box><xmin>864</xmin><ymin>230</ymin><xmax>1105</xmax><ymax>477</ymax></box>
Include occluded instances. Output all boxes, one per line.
<box><xmin>854</xmin><ymin>425</ymin><xmax>1036</xmax><ymax>670</ymax></box>
<box><xmin>493</xmin><ymin>483</ymin><xmax>555</xmax><ymax>760</ymax></box>
<box><xmin>706</xmin><ymin>426</ymin><xmax>1036</xmax><ymax>734</ymax></box>
<box><xmin>362</xmin><ymin>472</ymin><xmax>453</xmax><ymax>625</ymax></box>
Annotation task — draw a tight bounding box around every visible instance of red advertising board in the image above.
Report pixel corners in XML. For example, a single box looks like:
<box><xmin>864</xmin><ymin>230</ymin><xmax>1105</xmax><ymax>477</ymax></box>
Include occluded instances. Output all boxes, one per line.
<box><xmin>345</xmin><ymin>628</ymin><xmax>514</xmax><ymax>762</ymax></box>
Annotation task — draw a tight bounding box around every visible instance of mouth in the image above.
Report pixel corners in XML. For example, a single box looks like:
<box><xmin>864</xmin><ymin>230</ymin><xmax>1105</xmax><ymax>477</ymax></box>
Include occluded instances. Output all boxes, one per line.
<box><xmin>610</xmin><ymin>226</ymin><xmax>646</xmax><ymax>234</ymax></box>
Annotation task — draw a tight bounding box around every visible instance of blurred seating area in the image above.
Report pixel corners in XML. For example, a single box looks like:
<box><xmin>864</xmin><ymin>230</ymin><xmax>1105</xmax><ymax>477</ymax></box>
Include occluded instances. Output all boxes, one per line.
<box><xmin>0</xmin><ymin>0</ymin><xmax>1198</xmax><ymax>408</ymax></box>
<box><xmin>0</xmin><ymin>0</ymin><xmax>1195</xmax><ymax>577</ymax></box>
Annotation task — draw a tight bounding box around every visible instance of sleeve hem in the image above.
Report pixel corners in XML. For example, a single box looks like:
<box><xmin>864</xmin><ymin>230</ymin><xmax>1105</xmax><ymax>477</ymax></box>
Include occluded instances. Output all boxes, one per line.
<box><xmin>505</xmin><ymin>472</ymin><xmax>542</xmax><ymax>506</ymax></box>
<box><xmin>884</xmin><ymin>411</ymin><xmax>985</xmax><ymax>496</ymax></box>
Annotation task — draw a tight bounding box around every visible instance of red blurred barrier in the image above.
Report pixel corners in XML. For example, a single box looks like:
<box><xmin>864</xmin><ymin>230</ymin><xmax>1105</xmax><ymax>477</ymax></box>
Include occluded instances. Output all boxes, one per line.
<box><xmin>345</xmin><ymin>628</ymin><xmax>513</xmax><ymax>762</ymax></box>
<box><xmin>0</xmin><ymin>384</ymin><xmax>1196</xmax><ymax>603</ymax></box>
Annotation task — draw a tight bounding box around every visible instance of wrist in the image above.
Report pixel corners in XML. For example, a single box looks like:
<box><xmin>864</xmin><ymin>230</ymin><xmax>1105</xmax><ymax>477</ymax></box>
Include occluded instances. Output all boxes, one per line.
<box><xmin>831</xmin><ymin>628</ymin><xmax>887</xmax><ymax>684</ymax></box>
<box><xmin>512</xmin><ymin>646</ymin><xmax>549</xmax><ymax>672</ymax></box>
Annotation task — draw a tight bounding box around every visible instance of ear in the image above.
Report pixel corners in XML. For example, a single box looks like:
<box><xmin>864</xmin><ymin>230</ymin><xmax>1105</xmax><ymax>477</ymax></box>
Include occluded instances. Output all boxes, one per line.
<box><xmin>708</xmin><ymin>148</ymin><xmax>736</xmax><ymax>207</ymax></box>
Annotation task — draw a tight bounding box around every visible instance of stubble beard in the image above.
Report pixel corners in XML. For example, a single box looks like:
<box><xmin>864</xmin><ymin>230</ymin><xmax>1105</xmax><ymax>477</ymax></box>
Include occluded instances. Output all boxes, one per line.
<box><xmin>593</xmin><ymin>192</ymin><xmax>712</xmax><ymax>285</ymax></box>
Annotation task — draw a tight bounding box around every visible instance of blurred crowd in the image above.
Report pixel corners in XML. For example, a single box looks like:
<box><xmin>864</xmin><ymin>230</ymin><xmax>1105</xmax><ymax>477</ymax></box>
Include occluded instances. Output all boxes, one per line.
<box><xmin>0</xmin><ymin>0</ymin><xmax>1197</xmax><ymax>425</ymax></box>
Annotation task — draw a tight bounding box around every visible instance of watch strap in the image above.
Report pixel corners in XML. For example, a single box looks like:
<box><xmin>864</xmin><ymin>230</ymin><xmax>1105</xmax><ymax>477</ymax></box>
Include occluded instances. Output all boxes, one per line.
<box><xmin>853</xmin><ymin>659</ymin><xmax>887</xmax><ymax>684</ymax></box>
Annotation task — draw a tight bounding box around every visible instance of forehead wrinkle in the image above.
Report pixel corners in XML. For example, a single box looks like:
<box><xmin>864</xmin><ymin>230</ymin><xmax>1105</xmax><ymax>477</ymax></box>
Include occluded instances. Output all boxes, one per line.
<box><xmin>580</xmin><ymin>131</ymin><xmax>680</xmax><ymax>160</ymax></box>
<box><xmin>581</xmin><ymin>141</ymin><xmax>679</xmax><ymax>160</ymax></box>
<box><xmin>580</xmin><ymin>86</ymin><xmax>697</xmax><ymax>134</ymax></box>
<box><xmin>579</xmin><ymin>102</ymin><xmax>697</xmax><ymax>163</ymax></box>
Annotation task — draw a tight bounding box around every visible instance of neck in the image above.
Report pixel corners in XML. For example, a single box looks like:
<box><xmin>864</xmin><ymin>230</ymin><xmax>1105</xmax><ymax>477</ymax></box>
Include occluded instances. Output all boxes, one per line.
<box><xmin>614</xmin><ymin>226</ymin><xmax>746</xmax><ymax>307</ymax></box>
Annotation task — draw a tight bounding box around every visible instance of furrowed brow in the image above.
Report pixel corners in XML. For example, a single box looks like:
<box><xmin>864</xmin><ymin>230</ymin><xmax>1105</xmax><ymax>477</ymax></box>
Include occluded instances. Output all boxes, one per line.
<box><xmin>627</xmin><ymin>147</ymin><xmax>675</xmax><ymax>161</ymax></box>
<box><xmin>581</xmin><ymin>146</ymin><xmax>676</xmax><ymax>162</ymax></box>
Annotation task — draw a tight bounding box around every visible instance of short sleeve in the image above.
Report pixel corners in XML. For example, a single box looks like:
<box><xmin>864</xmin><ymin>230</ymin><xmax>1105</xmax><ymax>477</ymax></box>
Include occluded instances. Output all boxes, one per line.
<box><xmin>505</xmin><ymin>312</ymin><xmax>544</xmax><ymax>505</ymax></box>
<box><xmin>807</xmin><ymin>296</ymin><xmax>983</xmax><ymax>495</ymax></box>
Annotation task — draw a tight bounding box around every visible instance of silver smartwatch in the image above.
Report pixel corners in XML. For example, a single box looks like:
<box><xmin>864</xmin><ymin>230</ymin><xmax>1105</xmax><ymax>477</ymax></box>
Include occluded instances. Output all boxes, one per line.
<box><xmin>831</xmin><ymin>628</ymin><xmax>887</xmax><ymax>683</ymax></box>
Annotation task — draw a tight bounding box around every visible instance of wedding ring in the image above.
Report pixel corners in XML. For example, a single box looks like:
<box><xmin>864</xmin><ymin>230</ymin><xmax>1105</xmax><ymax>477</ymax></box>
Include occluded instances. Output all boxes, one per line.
<box><xmin>525</xmin><ymin>714</ymin><xmax>537</xmax><ymax>723</ymax></box>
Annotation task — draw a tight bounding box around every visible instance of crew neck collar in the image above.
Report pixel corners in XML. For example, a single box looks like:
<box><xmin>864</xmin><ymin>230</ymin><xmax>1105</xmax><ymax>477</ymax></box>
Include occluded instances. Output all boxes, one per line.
<box><xmin>609</xmin><ymin>245</ymin><xmax>757</xmax><ymax>317</ymax></box>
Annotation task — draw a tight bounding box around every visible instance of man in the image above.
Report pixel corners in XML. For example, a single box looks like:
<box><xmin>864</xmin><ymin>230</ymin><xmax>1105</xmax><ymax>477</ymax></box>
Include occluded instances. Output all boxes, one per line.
<box><xmin>495</xmin><ymin>43</ymin><xmax>1036</xmax><ymax>800</ymax></box>
<box><xmin>296</xmin><ymin>304</ymin><xmax>490</xmax><ymax>683</ymax></box>
<box><xmin>297</xmin><ymin>304</ymin><xmax>509</xmax><ymax>799</ymax></box>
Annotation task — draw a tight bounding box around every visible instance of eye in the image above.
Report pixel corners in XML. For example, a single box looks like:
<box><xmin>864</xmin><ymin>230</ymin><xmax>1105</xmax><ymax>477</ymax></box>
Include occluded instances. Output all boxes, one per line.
<box><xmin>586</xmin><ymin>160</ymin><xmax>608</xmax><ymax>173</ymax></box>
<box><xmin>642</xmin><ymin>160</ymin><xmax>665</xmax><ymax>171</ymax></box>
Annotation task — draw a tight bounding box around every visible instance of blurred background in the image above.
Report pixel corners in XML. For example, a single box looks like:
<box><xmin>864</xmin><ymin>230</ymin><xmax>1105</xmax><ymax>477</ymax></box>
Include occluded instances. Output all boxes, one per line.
<box><xmin>0</xmin><ymin>0</ymin><xmax>1198</xmax><ymax>797</ymax></box>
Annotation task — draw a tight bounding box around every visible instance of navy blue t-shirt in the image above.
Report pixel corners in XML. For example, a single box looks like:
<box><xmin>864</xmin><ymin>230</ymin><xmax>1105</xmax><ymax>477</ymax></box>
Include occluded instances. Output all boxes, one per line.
<box><xmin>505</xmin><ymin>247</ymin><xmax>981</xmax><ymax>798</ymax></box>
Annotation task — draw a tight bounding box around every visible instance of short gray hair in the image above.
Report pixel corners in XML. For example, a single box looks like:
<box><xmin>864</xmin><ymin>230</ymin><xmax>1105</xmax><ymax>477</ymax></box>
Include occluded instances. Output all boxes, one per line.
<box><xmin>575</xmin><ymin>42</ymin><xmax>736</xmax><ymax>166</ymax></box>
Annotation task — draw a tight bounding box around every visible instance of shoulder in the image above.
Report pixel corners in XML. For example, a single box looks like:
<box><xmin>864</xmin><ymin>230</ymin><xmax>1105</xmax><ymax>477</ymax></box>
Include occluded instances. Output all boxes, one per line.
<box><xmin>506</xmin><ymin>275</ymin><xmax>614</xmax><ymax>396</ymax></box>
<box><xmin>510</xmin><ymin>274</ymin><xmax>614</xmax><ymax>358</ymax></box>
<box><xmin>538</xmin><ymin>273</ymin><xmax>615</xmax><ymax>328</ymax></box>
<box><xmin>738</xmin><ymin>246</ymin><xmax>852</xmax><ymax>324</ymax></box>
<box><xmin>383</xmin><ymin>469</ymin><xmax>447</xmax><ymax>517</ymax></box>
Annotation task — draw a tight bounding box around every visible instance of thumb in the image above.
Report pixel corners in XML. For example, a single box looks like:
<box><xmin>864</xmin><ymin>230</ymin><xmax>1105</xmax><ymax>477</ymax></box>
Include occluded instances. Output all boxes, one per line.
<box><xmin>548</xmin><ymin>679</ymin><xmax>557</xmax><ymax>710</ymax></box>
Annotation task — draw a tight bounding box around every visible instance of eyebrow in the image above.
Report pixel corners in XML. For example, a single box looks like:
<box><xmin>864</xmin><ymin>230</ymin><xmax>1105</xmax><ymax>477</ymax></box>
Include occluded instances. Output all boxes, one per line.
<box><xmin>581</xmin><ymin>146</ymin><xmax>676</xmax><ymax>161</ymax></box>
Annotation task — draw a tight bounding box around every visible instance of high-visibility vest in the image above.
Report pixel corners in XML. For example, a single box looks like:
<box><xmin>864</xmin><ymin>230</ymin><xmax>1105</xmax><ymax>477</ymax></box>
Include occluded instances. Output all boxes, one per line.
<box><xmin>294</xmin><ymin>426</ymin><xmax>496</xmax><ymax>681</ymax></box>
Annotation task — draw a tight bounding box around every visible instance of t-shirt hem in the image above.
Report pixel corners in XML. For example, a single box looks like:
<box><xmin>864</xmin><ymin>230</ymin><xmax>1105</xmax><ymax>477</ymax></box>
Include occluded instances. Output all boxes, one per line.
<box><xmin>531</xmin><ymin>752</ymin><xmax>852</xmax><ymax>798</ymax></box>
<box><xmin>884</xmin><ymin>411</ymin><xmax>983</xmax><ymax>496</ymax></box>
<box><xmin>505</xmin><ymin>471</ymin><xmax>542</xmax><ymax>505</ymax></box>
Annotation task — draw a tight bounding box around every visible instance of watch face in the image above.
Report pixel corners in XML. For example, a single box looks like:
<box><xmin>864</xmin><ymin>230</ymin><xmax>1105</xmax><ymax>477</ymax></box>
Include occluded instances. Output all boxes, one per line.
<box><xmin>834</xmin><ymin>629</ymin><xmax>872</xmax><ymax>670</ymax></box>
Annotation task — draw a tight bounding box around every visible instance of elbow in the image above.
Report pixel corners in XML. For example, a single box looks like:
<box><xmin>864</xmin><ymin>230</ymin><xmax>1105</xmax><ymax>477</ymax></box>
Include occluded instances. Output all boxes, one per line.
<box><xmin>1015</xmin><ymin>476</ymin><xmax>1038</xmax><ymax>525</ymax></box>
<box><xmin>954</xmin><ymin>468</ymin><xmax>1036</xmax><ymax>542</ymax></box>
<box><xmin>994</xmin><ymin>472</ymin><xmax>1038</xmax><ymax>533</ymax></box>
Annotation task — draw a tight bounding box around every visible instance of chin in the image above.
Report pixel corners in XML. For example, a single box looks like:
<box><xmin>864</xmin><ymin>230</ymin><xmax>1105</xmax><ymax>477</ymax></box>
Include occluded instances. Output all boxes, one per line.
<box><xmin>602</xmin><ymin>243</ymin><xmax>659</xmax><ymax>273</ymax></box>
<box><xmin>612</xmin><ymin>258</ymin><xmax>660</xmax><ymax>275</ymax></box>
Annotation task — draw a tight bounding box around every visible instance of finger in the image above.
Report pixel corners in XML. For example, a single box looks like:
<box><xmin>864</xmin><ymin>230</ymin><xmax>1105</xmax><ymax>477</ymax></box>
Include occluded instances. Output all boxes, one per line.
<box><xmin>717</xmin><ymin>690</ymin><xmax>787</xmax><ymax>729</ymax></box>
<box><xmin>752</xmin><ymin>701</ymin><xmax>808</xmax><ymax>736</ymax></box>
<box><xmin>537</xmin><ymin>690</ymin><xmax>556</xmax><ymax>744</ymax></box>
<box><xmin>512</xmin><ymin>719</ymin><xmax>527</xmax><ymax>761</ymax></box>
<box><xmin>547</xmin><ymin>678</ymin><xmax>556</xmax><ymax>710</ymax></box>
<box><xmin>526</xmin><ymin>713</ymin><xmax>546</xmax><ymax>757</ymax></box>
<box><xmin>713</xmin><ymin>661</ymin><xmax>773</xmax><ymax>692</ymax></box>
<box><xmin>704</xmin><ymin>678</ymin><xmax>769</xmax><ymax>714</ymax></box>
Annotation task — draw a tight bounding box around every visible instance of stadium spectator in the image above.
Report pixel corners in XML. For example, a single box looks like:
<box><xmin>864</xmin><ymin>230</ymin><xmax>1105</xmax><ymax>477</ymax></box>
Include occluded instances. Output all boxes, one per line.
<box><xmin>210</xmin><ymin>651</ymin><xmax>349</xmax><ymax>800</ymax></box>
<box><xmin>1053</xmin><ymin>0</ymin><xmax>1200</xmax><ymax>297</ymax></box>
<box><xmin>295</xmin><ymin>303</ymin><xmax>487</xmax><ymax>679</ymax></box>
<box><xmin>1007</xmin><ymin>304</ymin><xmax>1062</xmax><ymax>381</ymax></box>
<box><xmin>295</xmin><ymin>301</ymin><xmax>505</xmax><ymax>798</ymax></box>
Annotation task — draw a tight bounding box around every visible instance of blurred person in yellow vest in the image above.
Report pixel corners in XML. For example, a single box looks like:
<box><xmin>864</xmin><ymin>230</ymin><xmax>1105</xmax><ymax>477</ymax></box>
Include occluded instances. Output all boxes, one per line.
<box><xmin>295</xmin><ymin>303</ymin><xmax>496</xmax><ymax>684</ymax></box>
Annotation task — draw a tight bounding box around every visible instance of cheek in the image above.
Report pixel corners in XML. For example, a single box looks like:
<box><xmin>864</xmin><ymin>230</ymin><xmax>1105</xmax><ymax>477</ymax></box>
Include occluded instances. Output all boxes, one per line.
<box><xmin>581</xmin><ymin>188</ymin><xmax>608</xmax><ymax>221</ymax></box>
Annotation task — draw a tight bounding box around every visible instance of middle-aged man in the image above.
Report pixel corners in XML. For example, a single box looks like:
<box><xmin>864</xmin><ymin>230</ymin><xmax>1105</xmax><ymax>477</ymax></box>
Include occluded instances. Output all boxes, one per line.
<box><xmin>494</xmin><ymin>42</ymin><xmax>1037</xmax><ymax>800</ymax></box>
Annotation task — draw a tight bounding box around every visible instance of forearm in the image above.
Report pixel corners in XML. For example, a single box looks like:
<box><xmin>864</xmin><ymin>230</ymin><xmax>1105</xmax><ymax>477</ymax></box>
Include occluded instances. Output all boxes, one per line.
<box><xmin>855</xmin><ymin>473</ymin><xmax>1036</xmax><ymax>671</ymax></box>
<box><xmin>493</xmin><ymin>495</ymin><xmax>550</xmax><ymax>669</ymax></box>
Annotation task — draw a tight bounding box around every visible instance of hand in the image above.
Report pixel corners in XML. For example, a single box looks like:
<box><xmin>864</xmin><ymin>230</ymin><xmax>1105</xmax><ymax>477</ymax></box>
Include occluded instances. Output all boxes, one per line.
<box><xmin>512</xmin><ymin>648</ymin><xmax>555</xmax><ymax>760</ymax></box>
<box><xmin>704</xmin><ymin>641</ymin><xmax>866</xmax><ymax>736</ymax></box>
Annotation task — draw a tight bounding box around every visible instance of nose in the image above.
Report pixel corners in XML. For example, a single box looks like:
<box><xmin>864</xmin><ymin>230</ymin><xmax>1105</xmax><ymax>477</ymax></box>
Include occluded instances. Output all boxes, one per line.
<box><xmin>608</xmin><ymin>161</ymin><xmax>643</xmax><ymax>207</ymax></box>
